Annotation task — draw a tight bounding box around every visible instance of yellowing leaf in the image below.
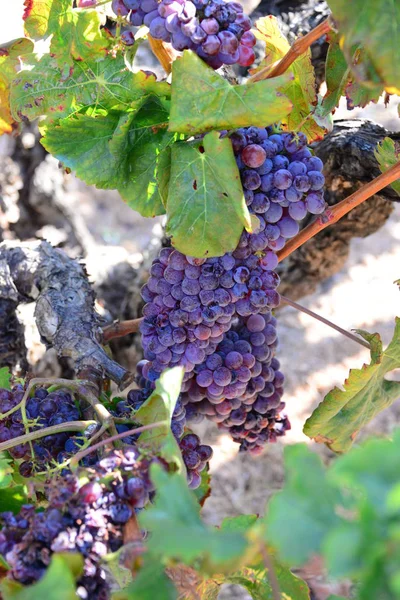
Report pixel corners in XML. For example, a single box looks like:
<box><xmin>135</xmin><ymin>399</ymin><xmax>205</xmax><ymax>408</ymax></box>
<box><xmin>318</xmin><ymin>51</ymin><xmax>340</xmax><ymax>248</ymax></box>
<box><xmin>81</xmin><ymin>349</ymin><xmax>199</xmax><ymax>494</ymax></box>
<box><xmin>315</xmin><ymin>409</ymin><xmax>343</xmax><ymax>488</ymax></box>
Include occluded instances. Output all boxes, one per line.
<box><xmin>374</xmin><ymin>137</ymin><xmax>400</xmax><ymax>197</ymax></box>
<box><xmin>253</xmin><ymin>16</ymin><xmax>326</xmax><ymax>142</ymax></box>
<box><xmin>169</xmin><ymin>50</ymin><xmax>292</xmax><ymax>135</ymax></box>
<box><xmin>0</xmin><ymin>38</ymin><xmax>34</xmax><ymax>135</ymax></box>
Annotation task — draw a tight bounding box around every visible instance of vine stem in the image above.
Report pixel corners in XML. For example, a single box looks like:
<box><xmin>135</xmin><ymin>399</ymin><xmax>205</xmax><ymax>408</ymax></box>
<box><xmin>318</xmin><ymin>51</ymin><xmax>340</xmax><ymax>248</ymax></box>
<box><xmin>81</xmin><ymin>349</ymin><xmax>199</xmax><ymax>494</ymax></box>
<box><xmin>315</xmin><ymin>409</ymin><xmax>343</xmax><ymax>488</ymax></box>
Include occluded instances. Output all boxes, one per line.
<box><xmin>248</xmin><ymin>17</ymin><xmax>331</xmax><ymax>83</ymax></box>
<box><xmin>0</xmin><ymin>421</ymin><xmax>97</xmax><ymax>453</ymax></box>
<box><xmin>148</xmin><ymin>36</ymin><xmax>178</xmax><ymax>74</ymax></box>
<box><xmin>280</xmin><ymin>296</ymin><xmax>370</xmax><ymax>349</ymax></box>
<box><xmin>260</xmin><ymin>545</ymin><xmax>280</xmax><ymax>600</ymax></box>
<box><xmin>71</xmin><ymin>420</ymin><xmax>168</xmax><ymax>465</ymax></box>
<box><xmin>102</xmin><ymin>318</ymin><xmax>142</xmax><ymax>343</ymax></box>
<box><xmin>278</xmin><ymin>161</ymin><xmax>400</xmax><ymax>263</ymax></box>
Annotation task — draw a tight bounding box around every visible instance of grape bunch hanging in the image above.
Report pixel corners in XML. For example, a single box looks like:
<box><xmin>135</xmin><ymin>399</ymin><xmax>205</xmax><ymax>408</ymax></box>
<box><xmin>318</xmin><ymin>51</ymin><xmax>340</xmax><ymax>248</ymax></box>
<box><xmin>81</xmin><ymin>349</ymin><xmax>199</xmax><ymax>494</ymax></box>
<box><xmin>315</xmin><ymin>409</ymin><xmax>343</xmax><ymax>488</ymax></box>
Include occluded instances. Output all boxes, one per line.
<box><xmin>137</xmin><ymin>125</ymin><xmax>326</xmax><ymax>454</ymax></box>
<box><xmin>112</xmin><ymin>0</ymin><xmax>256</xmax><ymax>66</ymax></box>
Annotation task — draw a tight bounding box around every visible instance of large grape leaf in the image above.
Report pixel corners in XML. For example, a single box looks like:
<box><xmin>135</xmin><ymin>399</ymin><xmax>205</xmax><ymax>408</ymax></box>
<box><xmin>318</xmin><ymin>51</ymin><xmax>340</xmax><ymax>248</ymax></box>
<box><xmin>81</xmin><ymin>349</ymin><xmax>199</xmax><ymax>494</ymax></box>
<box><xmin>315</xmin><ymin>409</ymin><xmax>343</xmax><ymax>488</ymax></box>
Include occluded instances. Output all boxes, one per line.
<box><xmin>225</xmin><ymin>564</ymin><xmax>310</xmax><ymax>600</ymax></box>
<box><xmin>252</xmin><ymin>16</ymin><xmax>326</xmax><ymax>142</ymax></box>
<box><xmin>166</xmin><ymin>131</ymin><xmax>253</xmax><ymax>258</ymax></box>
<box><xmin>0</xmin><ymin>38</ymin><xmax>35</xmax><ymax>134</ymax></box>
<box><xmin>23</xmin><ymin>0</ymin><xmax>71</xmax><ymax>39</ymax></box>
<box><xmin>1</xmin><ymin>554</ymin><xmax>83</xmax><ymax>600</ymax></box>
<box><xmin>374</xmin><ymin>137</ymin><xmax>400</xmax><ymax>197</ymax></box>
<box><xmin>265</xmin><ymin>444</ymin><xmax>341</xmax><ymax>566</ymax></box>
<box><xmin>304</xmin><ymin>319</ymin><xmax>400</xmax><ymax>453</ymax></box>
<box><xmin>42</xmin><ymin>96</ymin><xmax>174</xmax><ymax>217</ymax></box>
<box><xmin>11</xmin><ymin>54</ymin><xmax>170</xmax><ymax>124</ymax></box>
<box><xmin>139</xmin><ymin>465</ymin><xmax>248</xmax><ymax>571</ymax></box>
<box><xmin>327</xmin><ymin>0</ymin><xmax>400</xmax><ymax>94</ymax></box>
<box><xmin>134</xmin><ymin>366</ymin><xmax>184</xmax><ymax>463</ymax></box>
<box><xmin>169</xmin><ymin>50</ymin><xmax>292</xmax><ymax>135</ymax></box>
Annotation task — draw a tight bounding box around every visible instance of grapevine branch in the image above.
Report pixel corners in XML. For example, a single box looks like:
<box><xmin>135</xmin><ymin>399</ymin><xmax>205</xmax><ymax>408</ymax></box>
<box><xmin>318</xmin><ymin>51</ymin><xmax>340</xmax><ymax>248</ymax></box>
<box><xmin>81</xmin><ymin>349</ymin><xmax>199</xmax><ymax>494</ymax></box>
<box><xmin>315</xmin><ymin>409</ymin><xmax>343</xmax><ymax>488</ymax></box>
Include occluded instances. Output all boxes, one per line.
<box><xmin>0</xmin><ymin>420</ymin><xmax>97</xmax><ymax>453</ymax></box>
<box><xmin>280</xmin><ymin>296</ymin><xmax>371</xmax><ymax>349</ymax></box>
<box><xmin>278</xmin><ymin>161</ymin><xmax>400</xmax><ymax>263</ymax></box>
<box><xmin>248</xmin><ymin>17</ymin><xmax>331</xmax><ymax>83</ymax></box>
<box><xmin>102</xmin><ymin>318</ymin><xmax>142</xmax><ymax>342</ymax></box>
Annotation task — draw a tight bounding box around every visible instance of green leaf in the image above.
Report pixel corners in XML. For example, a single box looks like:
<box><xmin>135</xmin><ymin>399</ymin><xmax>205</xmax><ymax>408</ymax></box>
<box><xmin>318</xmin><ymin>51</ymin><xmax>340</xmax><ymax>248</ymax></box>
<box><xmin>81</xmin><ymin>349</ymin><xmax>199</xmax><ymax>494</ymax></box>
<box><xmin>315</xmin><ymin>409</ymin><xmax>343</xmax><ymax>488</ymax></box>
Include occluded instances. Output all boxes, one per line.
<box><xmin>0</xmin><ymin>367</ymin><xmax>11</xmax><ymax>390</ymax></box>
<box><xmin>0</xmin><ymin>38</ymin><xmax>35</xmax><ymax>134</ymax></box>
<box><xmin>192</xmin><ymin>466</ymin><xmax>211</xmax><ymax>506</ymax></box>
<box><xmin>1</xmin><ymin>553</ymin><xmax>83</xmax><ymax>599</ymax></box>
<box><xmin>112</xmin><ymin>557</ymin><xmax>177</xmax><ymax>600</ymax></box>
<box><xmin>23</xmin><ymin>0</ymin><xmax>109</xmax><ymax>76</ymax></box>
<box><xmin>226</xmin><ymin>563</ymin><xmax>310</xmax><ymax>600</ymax></box>
<box><xmin>11</xmin><ymin>54</ymin><xmax>170</xmax><ymax>124</ymax></box>
<box><xmin>169</xmin><ymin>50</ymin><xmax>292</xmax><ymax>135</ymax></box>
<box><xmin>265</xmin><ymin>444</ymin><xmax>340</xmax><ymax>565</ymax></box>
<box><xmin>253</xmin><ymin>17</ymin><xmax>326</xmax><ymax>142</ymax></box>
<box><xmin>0</xmin><ymin>454</ymin><xmax>14</xmax><ymax>488</ymax></box>
<box><xmin>0</xmin><ymin>485</ymin><xmax>28</xmax><ymax>514</ymax></box>
<box><xmin>135</xmin><ymin>367</ymin><xmax>184</xmax><ymax>464</ymax></box>
<box><xmin>304</xmin><ymin>319</ymin><xmax>400</xmax><ymax>452</ymax></box>
<box><xmin>42</xmin><ymin>97</ymin><xmax>174</xmax><ymax>217</ymax></box>
<box><xmin>320</xmin><ymin>35</ymin><xmax>350</xmax><ymax>115</ymax></box>
<box><xmin>220</xmin><ymin>514</ymin><xmax>258</xmax><ymax>534</ymax></box>
<box><xmin>166</xmin><ymin>131</ymin><xmax>252</xmax><ymax>258</ymax></box>
<box><xmin>23</xmin><ymin>0</ymin><xmax>71</xmax><ymax>39</ymax></box>
<box><xmin>374</xmin><ymin>137</ymin><xmax>400</xmax><ymax>197</ymax></box>
<box><xmin>139</xmin><ymin>465</ymin><xmax>248</xmax><ymax>571</ymax></box>
<box><xmin>327</xmin><ymin>0</ymin><xmax>400</xmax><ymax>93</ymax></box>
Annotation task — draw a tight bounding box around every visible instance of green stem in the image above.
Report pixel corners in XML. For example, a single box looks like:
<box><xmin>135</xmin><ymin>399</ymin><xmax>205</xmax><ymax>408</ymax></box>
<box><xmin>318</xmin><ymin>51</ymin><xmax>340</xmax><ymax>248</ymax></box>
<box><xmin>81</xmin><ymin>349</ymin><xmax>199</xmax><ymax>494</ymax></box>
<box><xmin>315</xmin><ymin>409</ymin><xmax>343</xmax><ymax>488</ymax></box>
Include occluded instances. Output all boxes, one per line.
<box><xmin>0</xmin><ymin>420</ymin><xmax>97</xmax><ymax>453</ymax></box>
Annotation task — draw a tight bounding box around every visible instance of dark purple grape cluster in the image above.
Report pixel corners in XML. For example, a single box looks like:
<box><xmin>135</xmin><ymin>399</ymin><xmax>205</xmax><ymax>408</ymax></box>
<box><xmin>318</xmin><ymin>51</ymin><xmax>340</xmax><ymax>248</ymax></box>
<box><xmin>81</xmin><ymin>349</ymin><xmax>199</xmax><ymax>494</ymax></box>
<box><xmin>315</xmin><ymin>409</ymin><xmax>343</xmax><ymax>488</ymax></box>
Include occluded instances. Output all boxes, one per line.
<box><xmin>0</xmin><ymin>446</ymin><xmax>159</xmax><ymax>598</ymax></box>
<box><xmin>112</xmin><ymin>0</ymin><xmax>255</xmax><ymax>68</ymax></box>
<box><xmin>179</xmin><ymin>432</ymin><xmax>213</xmax><ymax>488</ymax></box>
<box><xmin>0</xmin><ymin>385</ymin><xmax>83</xmax><ymax>477</ymax></box>
<box><xmin>232</xmin><ymin>127</ymin><xmax>326</xmax><ymax>253</ymax></box>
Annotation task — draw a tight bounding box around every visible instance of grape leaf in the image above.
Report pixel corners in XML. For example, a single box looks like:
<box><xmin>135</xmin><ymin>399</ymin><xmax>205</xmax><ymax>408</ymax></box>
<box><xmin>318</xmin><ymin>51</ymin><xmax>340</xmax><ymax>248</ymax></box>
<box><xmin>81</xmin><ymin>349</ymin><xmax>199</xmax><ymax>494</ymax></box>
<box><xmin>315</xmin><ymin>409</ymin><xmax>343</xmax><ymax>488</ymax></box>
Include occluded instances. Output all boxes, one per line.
<box><xmin>24</xmin><ymin>0</ymin><xmax>109</xmax><ymax>76</ymax></box>
<box><xmin>134</xmin><ymin>366</ymin><xmax>184</xmax><ymax>464</ymax></box>
<box><xmin>42</xmin><ymin>97</ymin><xmax>174</xmax><ymax>217</ymax></box>
<box><xmin>374</xmin><ymin>137</ymin><xmax>400</xmax><ymax>197</ymax></box>
<box><xmin>304</xmin><ymin>319</ymin><xmax>400</xmax><ymax>453</ymax></box>
<box><xmin>265</xmin><ymin>444</ymin><xmax>340</xmax><ymax>565</ymax></box>
<box><xmin>327</xmin><ymin>0</ymin><xmax>400</xmax><ymax>94</ymax></box>
<box><xmin>1</xmin><ymin>553</ymin><xmax>83</xmax><ymax>600</ymax></box>
<box><xmin>320</xmin><ymin>34</ymin><xmax>383</xmax><ymax>115</ymax></box>
<box><xmin>11</xmin><ymin>54</ymin><xmax>170</xmax><ymax>124</ymax></box>
<box><xmin>112</xmin><ymin>557</ymin><xmax>177</xmax><ymax>600</ymax></box>
<box><xmin>226</xmin><ymin>564</ymin><xmax>310</xmax><ymax>600</ymax></box>
<box><xmin>0</xmin><ymin>454</ymin><xmax>14</xmax><ymax>489</ymax></box>
<box><xmin>0</xmin><ymin>38</ymin><xmax>35</xmax><ymax>134</ymax></box>
<box><xmin>139</xmin><ymin>464</ymin><xmax>248</xmax><ymax>570</ymax></box>
<box><xmin>252</xmin><ymin>16</ymin><xmax>326</xmax><ymax>142</ymax></box>
<box><xmin>192</xmin><ymin>466</ymin><xmax>211</xmax><ymax>506</ymax></box>
<box><xmin>23</xmin><ymin>0</ymin><xmax>71</xmax><ymax>39</ymax></box>
<box><xmin>0</xmin><ymin>367</ymin><xmax>11</xmax><ymax>390</ymax></box>
<box><xmin>169</xmin><ymin>50</ymin><xmax>292</xmax><ymax>135</ymax></box>
<box><xmin>220</xmin><ymin>515</ymin><xmax>258</xmax><ymax>533</ymax></box>
<box><xmin>166</xmin><ymin>131</ymin><xmax>252</xmax><ymax>258</ymax></box>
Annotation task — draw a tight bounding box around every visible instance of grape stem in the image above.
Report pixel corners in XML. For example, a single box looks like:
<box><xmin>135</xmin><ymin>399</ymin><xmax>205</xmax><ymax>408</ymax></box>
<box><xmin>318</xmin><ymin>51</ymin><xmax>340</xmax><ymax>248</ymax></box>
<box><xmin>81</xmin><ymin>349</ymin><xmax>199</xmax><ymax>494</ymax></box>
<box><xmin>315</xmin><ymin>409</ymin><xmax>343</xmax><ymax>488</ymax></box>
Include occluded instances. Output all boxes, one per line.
<box><xmin>102</xmin><ymin>318</ymin><xmax>143</xmax><ymax>342</ymax></box>
<box><xmin>278</xmin><ymin>160</ymin><xmax>400</xmax><ymax>262</ymax></box>
<box><xmin>70</xmin><ymin>420</ymin><xmax>168</xmax><ymax>465</ymax></box>
<box><xmin>148</xmin><ymin>36</ymin><xmax>179</xmax><ymax>74</ymax></box>
<box><xmin>248</xmin><ymin>17</ymin><xmax>331</xmax><ymax>83</ymax></box>
<box><xmin>280</xmin><ymin>296</ymin><xmax>371</xmax><ymax>349</ymax></box>
<box><xmin>260</xmin><ymin>545</ymin><xmax>280</xmax><ymax>600</ymax></box>
<box><xmin>0</xmin><ymin>420</ymin><xmax>98</xmax><ymax>453</ymax></box>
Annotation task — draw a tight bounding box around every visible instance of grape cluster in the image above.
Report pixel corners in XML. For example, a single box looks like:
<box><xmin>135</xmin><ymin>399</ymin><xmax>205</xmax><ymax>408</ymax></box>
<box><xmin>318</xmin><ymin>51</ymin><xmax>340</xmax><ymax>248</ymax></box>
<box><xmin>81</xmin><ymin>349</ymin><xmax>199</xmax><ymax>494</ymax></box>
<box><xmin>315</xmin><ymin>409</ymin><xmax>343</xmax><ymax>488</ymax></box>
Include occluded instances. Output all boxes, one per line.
<box><xmin>139</xmin><ymin>127</ymin><xmax>325</xmax><ymax>453</ymax></box>
<box><xmin>0</xmin><ymin>446</ymin><xmax>159</xmax><ymax>598</ymax></box>
<box><xmin>179</xmin><ymin>432</ymin><xmax>213</xmax><ymax>488</ymax></box>
<box><xmin>0</xmin><ymin>385</ymin><xmax>83</xmax><ymax>477</ymax></box>
<box><xmin>111</xmin><ymin>0</ymin><xmax>255</xmax><ymax>67</ymax></box>
<box><xmin>232</xmin><ymin>127</ymin><xmax>326</xmax><ymax>251</ymax></box>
